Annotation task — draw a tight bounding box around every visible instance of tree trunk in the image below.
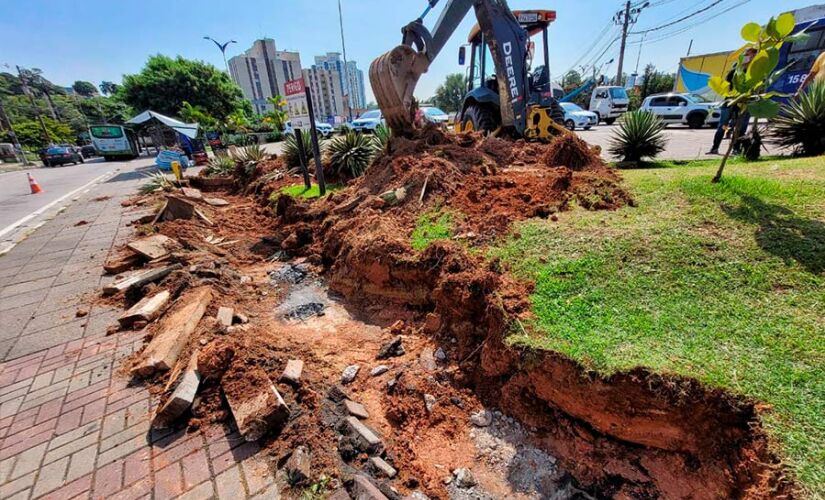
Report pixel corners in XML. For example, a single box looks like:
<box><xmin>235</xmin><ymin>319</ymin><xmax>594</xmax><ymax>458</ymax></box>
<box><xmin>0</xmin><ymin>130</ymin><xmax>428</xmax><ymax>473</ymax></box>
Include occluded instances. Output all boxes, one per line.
<box><xmin>43</xmin><ymin>91</ymin><xmax>59</xmax><ymax>120</ymax></box>
<box><xmin>712</xmin><ymin>118</ymin><xmax>742</xmax><ymax>183</ymax></box>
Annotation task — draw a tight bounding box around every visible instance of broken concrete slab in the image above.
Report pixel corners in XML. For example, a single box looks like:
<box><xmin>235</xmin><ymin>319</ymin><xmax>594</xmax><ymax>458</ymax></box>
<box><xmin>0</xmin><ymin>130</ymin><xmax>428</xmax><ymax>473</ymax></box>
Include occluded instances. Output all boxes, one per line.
<box><xmin>153</xmin><ymin>353</ymin><xmax>201</xmax><ymax>428</ymax></box>
<box><xmin>154</xmin><ymin>196</ymin><xmax>214</xmax><ymax>226</ymax></box>
<box><xmin>130</xmin><ymin>286</ymin><xmax>212</xmax><ymax>377</ymax></box>
<box><xmin>285</xmin><ymin>446</ymin><xmax>311</xmax><ymax>486</ymax></box>
<box><xmin>376</xmin><ymin>336</ymin><xmax>404</xmax><ymax>359</ymax></box>
<box><xmin>470</xmin><ymin>409</ymin><xmax>493</xmax><ymax>427</ymax></box>
<box><xmin>346</xmin><ymin>416</ymin><xmax>382</xmax><ymax>453</ymax></box>
<box><xmin>127</xmin><ymin>234</ymin><xmax>178</xmax><ymax>260</ymax></box>
<box><xmin>341</xmin><ymin>365</ymin><xmax>360</xmax><ymax>385</ymax></box>
<box><xmin>103</xmin><ymin>252</ymin><xmax>142</xmax><ymax>274</ymax></box>
<box><xmin>223</xmin><ymin>365</ymin><xmax>290</xmax><ymax>442</ymax></box>
<box><xmin>103</xmin><ymin>264</ymin><xmax>181</xmax><ymax>295</ymax></box>
<box><xmin>118</xmin><ymin>290</ymin><xmax>171</xmax><ymax>327</ymax></box>
<box><xmin>204</xmin><ymin>197</ymin><xmax>230</xmax><ymax>207</ymax></box>
<box><xmin>216</xmin><ymin>306</ymin><xmax>234</xmax><ymax>328</ymax></box>
<box><xmin>181</xmin><ymin>187</ymin><xmax>203</xmax><ymax>200</ymax></box>
<box><xmin>351</xmin><ymin>475</ymin><xmax>389</xmax><ymax>500</ymax></box>
<box><xmin>344</xmin><ymin>399</ymin><xmax>369</xmax><ymax>419</ymax></box>
<box><xmin>280</xmin><ymin>359</ymin><xmax>303</xmax><ymax>386</ymax></box>
<box><xmin>369</xmin><ymin>457</ymin><xmax>397</xmax><ymax>479</ymax></box>
<box><xmin>418</xmin><ymin>348</ymin><xmax>437</xmax><ymax>371</ymax></box>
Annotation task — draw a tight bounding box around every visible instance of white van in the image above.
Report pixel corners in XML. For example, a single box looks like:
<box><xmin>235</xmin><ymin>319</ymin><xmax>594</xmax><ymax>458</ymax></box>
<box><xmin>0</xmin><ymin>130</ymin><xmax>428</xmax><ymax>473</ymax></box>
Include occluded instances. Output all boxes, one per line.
<box><xmin>589</xmin><ymin>86</ymin><xmax>630</xmax><ymax>124</ymax></box>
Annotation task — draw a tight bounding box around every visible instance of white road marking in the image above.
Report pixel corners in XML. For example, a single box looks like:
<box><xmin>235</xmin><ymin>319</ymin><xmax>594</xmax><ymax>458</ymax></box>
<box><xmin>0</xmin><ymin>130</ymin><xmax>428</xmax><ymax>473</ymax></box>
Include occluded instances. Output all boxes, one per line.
<box><xmin>0</xmin><ymin>171</ymin><xmax>117</xmax><ymax>255</ymax></box>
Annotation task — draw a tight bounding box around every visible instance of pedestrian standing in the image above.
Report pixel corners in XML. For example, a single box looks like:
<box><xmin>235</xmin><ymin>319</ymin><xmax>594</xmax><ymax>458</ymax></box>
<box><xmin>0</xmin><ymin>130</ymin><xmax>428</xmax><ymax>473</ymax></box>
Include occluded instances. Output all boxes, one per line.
<box><xmin>708</xmin><ymin>48</ymin><xmax>757</xmax><ymax>155</ymax></box>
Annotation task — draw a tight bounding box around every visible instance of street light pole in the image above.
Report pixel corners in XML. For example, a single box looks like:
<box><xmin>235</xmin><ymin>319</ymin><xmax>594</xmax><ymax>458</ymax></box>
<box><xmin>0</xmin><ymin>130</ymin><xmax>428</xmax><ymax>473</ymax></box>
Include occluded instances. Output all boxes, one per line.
<box><xmin>203</xmin><ymin>37</ymin><xmax>237</xmax><ymax>74</ymax></box>
<box><xmin>337</xmin><ymin>0</ymin><xmax>353</xmax><ymax>121</ymax></box>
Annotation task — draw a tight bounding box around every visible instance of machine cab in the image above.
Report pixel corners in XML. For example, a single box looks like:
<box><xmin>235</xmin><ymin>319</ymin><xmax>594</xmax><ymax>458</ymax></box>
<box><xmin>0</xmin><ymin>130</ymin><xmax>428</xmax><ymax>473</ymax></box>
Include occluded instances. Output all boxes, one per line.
<box><xmin>458</xmin><ymin>9</ymin><xmax>559</xmax><ymax>132</ymax></box>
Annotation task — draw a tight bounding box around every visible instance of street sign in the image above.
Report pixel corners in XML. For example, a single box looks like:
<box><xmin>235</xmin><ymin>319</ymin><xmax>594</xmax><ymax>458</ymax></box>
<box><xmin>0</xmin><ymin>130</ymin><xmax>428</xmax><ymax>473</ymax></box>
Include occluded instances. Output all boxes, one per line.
<box><xmin>284</xmin><ymin>78</ymin><xmax>311</xmax><ymax>130</ymax></box>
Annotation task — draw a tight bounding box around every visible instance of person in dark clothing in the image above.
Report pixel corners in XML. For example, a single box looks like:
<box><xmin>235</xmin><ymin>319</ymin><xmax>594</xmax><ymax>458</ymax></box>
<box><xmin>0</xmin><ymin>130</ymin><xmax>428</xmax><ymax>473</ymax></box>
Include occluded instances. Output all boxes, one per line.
<box><xmin>708</xmin><ymin>49</ymin><xmax>757</xmax><ymax>155</ymax></box>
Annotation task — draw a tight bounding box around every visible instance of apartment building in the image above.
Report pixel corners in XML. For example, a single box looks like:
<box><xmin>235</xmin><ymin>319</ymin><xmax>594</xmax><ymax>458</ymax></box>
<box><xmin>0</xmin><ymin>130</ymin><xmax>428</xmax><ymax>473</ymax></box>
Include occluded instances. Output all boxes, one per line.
<box><xmin>313</xmin><ymin>53</ymin><xmax>367</xmax><ymax>113</ymax></box>
<box><xmin>302</xmin><ymin>66</ymin><xmax>345</xmax><ymax>123</ymax></box>
<box><xmin>228</xmin><ymin>39</ymin><xmax>302</xmax><ymax>114</ymax></box>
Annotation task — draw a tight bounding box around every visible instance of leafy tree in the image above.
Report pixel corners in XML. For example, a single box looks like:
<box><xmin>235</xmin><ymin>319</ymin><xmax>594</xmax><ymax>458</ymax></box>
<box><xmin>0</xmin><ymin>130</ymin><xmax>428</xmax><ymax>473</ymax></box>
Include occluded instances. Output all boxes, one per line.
<box><xmin>3</xmin><ymin>117</ymin><xmax>74</xmax><ymax>148</ymax></box>
<box><xmin>78</xmin><ymin>96</ymin><xmax>132</xmax><ymax>124</ymax></box>
<box><xmin>179</xmin><ymin>101</ymin><xmax>218</xmax><ymax>129</ymax></box>
<box><xmin>72</xmin><ymin>81</ymin><xmax>98</xmax><ymax>96</ymax></box>
<box><xmin>263</xmin><ymin>96</ymin><xmax>288</xmax><ymax>131</ymax></box>
<box><xmin>433</xmin><ymin>73</ymin><xmax>468</xmax><ymax>113</ymax></box>
<box><xmin>99</xmin><ymin>81</ymin><xmax>120</xmax><ymax>96</ymax></box>
<box><xmin>121</xmin><ymin>55</ymin><xmax>246</xmax><ymax>120</ymax></box>
<box><xmin>640</xmin><ymin>64</ymin><xmax>676</xmax><ymax>99</ymax></box>
<box><xmin>562</xmin><ymin>70</ymin><xmax>582</xmax><ymax>88</ymax></box>
<box><xmin>709</xmin><ymin>12</ymin><xmax>803</xmax><ymax>182</ymax></box>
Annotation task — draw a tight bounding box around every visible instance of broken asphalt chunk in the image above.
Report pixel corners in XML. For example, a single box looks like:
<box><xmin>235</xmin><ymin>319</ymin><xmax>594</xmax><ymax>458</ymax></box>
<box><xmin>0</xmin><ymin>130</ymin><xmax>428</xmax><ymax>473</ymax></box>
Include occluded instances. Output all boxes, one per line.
<box><xmin>376</xmin><ymin>336</ymin><xmax>404</xmax><ymax>359</ymax></box>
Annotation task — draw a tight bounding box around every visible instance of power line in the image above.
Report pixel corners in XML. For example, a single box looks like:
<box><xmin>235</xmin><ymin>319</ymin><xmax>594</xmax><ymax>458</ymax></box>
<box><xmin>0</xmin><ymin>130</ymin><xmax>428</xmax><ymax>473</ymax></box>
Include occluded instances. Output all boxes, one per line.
<box><xmin>629</xmin><ymin>0</ymin><xmax>726</xmax><ymax>34</ymax></box>
<box><xmin>557</xmin><ymin>22</ymin><xmax>616</xmax><ymax>79</ymax></box>
<box><xmin>626</xmin><ymin>0</ymin><xmax>750</xmax><ymax>45</ymax></box>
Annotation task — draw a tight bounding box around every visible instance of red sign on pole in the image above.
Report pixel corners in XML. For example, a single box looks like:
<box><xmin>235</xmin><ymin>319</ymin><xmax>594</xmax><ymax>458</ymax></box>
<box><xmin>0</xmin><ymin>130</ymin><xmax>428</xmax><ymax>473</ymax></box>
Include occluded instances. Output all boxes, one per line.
<box><xmin>284</xmin><ymin>79</ymin><xmax>306</xmax><ymax>96</ymax></box>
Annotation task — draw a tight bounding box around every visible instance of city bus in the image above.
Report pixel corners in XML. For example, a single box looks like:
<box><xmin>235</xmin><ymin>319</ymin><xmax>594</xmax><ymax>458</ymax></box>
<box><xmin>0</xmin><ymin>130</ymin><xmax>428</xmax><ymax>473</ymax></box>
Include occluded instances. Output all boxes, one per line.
<box><xmin>89</xmin><ymin>124</ymin><xmax>139</xmax><ymax>161</ymax></box>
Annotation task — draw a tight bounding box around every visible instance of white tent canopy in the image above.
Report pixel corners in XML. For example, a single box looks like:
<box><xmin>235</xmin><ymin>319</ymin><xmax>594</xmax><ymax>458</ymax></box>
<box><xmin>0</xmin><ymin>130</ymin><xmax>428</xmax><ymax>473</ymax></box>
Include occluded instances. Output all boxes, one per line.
<box><xmin>126</xmin><ymin>110</ymin><xmax>199</xmax><ymax>139</ymax></box>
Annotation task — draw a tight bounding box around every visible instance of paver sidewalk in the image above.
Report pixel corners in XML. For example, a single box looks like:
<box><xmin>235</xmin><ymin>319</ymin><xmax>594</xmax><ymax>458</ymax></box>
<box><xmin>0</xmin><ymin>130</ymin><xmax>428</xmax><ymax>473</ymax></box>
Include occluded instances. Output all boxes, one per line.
<box><xmin>0</xmin><ymin>175</ymin><xmax>277</xmax><ymax>499</ymax></box>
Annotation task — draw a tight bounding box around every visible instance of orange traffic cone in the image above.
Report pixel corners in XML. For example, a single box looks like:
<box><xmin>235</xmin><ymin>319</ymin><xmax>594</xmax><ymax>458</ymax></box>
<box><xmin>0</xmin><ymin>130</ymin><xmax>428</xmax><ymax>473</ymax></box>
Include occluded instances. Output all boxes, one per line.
<box><xmin>28</xmin><ymin>173</ymin><xmax>43</xmax><ymax>194</ymax></box>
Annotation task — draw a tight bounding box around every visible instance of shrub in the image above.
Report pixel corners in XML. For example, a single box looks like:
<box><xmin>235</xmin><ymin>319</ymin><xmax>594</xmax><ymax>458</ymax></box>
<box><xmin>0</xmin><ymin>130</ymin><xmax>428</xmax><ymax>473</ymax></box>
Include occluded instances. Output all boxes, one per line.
<box><xmin>283</xmin><ymin>130</ymin><xmax>314</xmax><ymax>167</ymax></box>
<box><xmin>265</xmin><ymin>131</ymin><xmax>283</xmax><ymax>143</ymax></box>
<box><xmin>769</xmin><ymin>81</ymin><xmax>825</xmax><ymax>157</ymax></box>
<box><xmin>325</xmin><ymin>131</ymin><xmax>377</xmax><ymax>178</ymax></box>
<box><xmin>235</xmin><ymin>144</ymin><xmax>267</xmax><ymax>164</ymax></box>
<box><xmin>372</xmin><ymin>124</ymin><xmax>392</xmax><ymax>152</ymax></box>
<box><xmin>204</xmin><ymin>154</ymin><xmax>236</xmax><ymax>177</ymax></box>
<box><xmin>608</xmin><ymin>110</ymin><xmax>667</xmax><ymax>162</ymax></box>
<box><xmin>139</xmin><ymin>171</ymin><xmax>175</xmax><ymax>194</ymax></box>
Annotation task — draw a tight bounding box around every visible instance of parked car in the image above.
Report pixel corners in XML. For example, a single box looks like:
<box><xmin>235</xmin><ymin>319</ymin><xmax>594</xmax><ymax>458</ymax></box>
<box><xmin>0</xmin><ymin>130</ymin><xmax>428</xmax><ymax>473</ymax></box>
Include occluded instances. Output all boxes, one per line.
<box><xmin>42</xmin><ymin>146</ymin><xmax>84</xmax><ymax>167</ymax></box>
<box><xmin>559</xmin><ymin>102</ymin><xmax>598</xmax><ymax>131</ymax></box>
<box><xmin>283</xmin><ymin>121</ymin><xmax>334</xmax><ymax>138</ymax></box>
<box><xmin>80</xmin><ymin>144</ymin><xmax>97</xmax><ymax>158</ymax></box>
<box><xmin>350</xmin><ymin>110</ymin><xmax>384</xmax><ymax>132</ymax></box>
<box><xmin>420</xmin><ymin>106</ymin><xmax>450</xmax><ymax>126</ymax></box>
<box><xmin>589</xmin><ymin>86</ymin><xmax>629</xmax><ymax>124</ymax></box>
<box><xmin>640</xmin><ymin>93</ymin><xmax>719</xmax><ymax>128</ymax></box>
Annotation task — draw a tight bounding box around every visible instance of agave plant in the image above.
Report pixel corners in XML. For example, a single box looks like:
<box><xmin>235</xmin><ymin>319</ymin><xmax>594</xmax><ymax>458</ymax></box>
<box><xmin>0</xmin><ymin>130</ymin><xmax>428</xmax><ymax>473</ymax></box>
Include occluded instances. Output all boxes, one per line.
<box><xmin>372</xmin><ymin>123</ymin><xmax>392</xmax><ymax>152</ymax></box>
<box><xmin>326</xmin><ymin>131</ymin><xmax>377</xmax><ymax>178</ymax></box>
<box><xmin>204</xmin><ymin>154</ymin><xmax>236</xmax><ymax>177</ymax></box>
<box><xmin>283</xmin><ymin>130</ymin><xmax>314</xmax><ymax>167</ymax></box>
<box><xmin>139</xmin><ymin>171</ymin><xmax>175</xmax><ymax>194</ymax></box>
<box><xmin>236</xmin><ymin>144</ymin><xmax>268</xmax><ymax>164</ymax></box>
<box><xmin>608</xmin><ymin>110</ymin><xmax>667</xmax><ymax>163</ymax></box>
<box><xmin>770</xmin><ymin>81</ymin><xmax>825</xmax><ymax>157</ymax></box>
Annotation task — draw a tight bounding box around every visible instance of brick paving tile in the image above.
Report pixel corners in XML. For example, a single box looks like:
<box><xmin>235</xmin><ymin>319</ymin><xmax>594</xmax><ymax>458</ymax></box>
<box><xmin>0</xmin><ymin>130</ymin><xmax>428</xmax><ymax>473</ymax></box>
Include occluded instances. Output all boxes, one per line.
<box><xmin>0</xmin><ymin>174</ymin><xmax>287</xmax><ymax>499</ymax></box>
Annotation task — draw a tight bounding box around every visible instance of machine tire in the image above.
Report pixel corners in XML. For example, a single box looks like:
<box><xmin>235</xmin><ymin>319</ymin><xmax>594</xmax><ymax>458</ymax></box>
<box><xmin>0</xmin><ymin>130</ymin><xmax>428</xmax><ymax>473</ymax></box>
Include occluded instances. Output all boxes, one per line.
<box><xmin>687</xmin><ymin>112</ymin><xmax>706</xmax><ymax>129</ymax></box>
<box><xmin>564</xmin><ymin>119</ymin><xmax>575</xmax><ymax>131</ymax></box>
<box><xmin>462</xmin><ymin>104</ymin><xmax>499</xmax><ymax>133</ymax></box>
<box><xmin>604</xmin><ymin>117</ymin><xmax>617</xmax><ymax>125</ymax></box>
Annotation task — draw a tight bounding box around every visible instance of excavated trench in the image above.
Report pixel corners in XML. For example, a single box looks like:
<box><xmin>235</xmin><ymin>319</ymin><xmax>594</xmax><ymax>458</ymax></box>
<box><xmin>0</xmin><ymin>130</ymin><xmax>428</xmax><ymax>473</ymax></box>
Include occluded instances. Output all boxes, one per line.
<box><xmin>157</xmin><ymin>127</ymin><xmax>794</xmax><ymax>498</ymax></box>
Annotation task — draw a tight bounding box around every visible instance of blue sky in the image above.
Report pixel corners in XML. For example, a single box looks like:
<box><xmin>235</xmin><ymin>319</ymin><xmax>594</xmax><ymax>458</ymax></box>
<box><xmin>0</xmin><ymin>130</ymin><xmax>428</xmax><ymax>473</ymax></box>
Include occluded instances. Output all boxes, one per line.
<box><xmin>1</xmin><ymin>0</ymin><xmax>819</xmax><ymax>103</ymax></box>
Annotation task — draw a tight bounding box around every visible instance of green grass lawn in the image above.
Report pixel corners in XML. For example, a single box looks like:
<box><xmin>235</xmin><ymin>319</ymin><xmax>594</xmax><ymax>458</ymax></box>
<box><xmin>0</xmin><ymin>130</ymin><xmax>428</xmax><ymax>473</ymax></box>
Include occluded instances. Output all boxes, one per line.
<box><xmin>411</xmin><ymin>210</ymin><xmax>454</xmax><ymax>251</ymax></box>
<box><xmin>274</xmin><ymin>183</ymin><xmax>342</xmax><ymax>200</ymax></box>
<box><xmin>490</xmin><ymin>156</ymin><xmax>825</xmax><ymax>496</ymax></box>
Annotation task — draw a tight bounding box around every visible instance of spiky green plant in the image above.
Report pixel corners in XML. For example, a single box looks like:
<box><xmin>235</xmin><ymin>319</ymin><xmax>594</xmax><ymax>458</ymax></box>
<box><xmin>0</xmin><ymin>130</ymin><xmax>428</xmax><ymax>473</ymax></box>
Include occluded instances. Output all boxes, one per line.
<box><xmin>608</xmin><ymin>110</ymin><xmax>667</xmax><ymax>162</ymax></box>
<box><xmin>204</xmin><ymin>154</ymin><xmax>236</xmax><ymax>177</ymax></box>
<box><xmin>235</xmin><ymin>144</ymin><xmax>267</xmax><ymax>164</ymax></box>
<box><xmin>139</xmin><ymin>170</ymin><xmax>175</xmax><ymax>194</ymax></box>
<box><xmin>283</xmin><ymin>130</ymin><xmax>314</xmax><ymax>167</ymax></box>
<box><xmin>325</xmin><ymin>131</ymin><xmax>377</xmax><ymax>178</ymax></box>
<box><xmin>770</xmin><ymin>81</ymin><xmax>825</xmax><ymax>157</ymax></box>
<box><xmin>372</xmin><ymin>123</ymin><xmax>392</xmax><ymax>152</ymax></box>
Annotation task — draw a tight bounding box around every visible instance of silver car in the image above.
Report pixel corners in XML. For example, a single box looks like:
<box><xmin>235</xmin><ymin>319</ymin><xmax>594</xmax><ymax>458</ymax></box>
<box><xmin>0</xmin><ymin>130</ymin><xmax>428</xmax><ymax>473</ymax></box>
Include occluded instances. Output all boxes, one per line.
<box><xmin>560</xmin><ymin>102</ymin><xmax>598</xmax><ymax>131</ymax></box>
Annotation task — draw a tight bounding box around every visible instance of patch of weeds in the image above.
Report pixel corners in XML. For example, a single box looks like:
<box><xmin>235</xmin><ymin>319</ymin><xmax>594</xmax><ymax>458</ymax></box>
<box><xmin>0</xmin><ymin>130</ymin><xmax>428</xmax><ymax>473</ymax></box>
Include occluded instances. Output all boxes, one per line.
<box><xmin>300</xmin><ymin>475</ymin><xmax>331</xmax><ymax>500</ymax></box>
<box><xmin>269</xmin><ymin>184</ymin><xmax>342</xmax><ymax>204</ymax></box>
<box><xmin>411</xmin><ymin>210</ymin><xmax>454</xmax><ymax>251</ymax></box>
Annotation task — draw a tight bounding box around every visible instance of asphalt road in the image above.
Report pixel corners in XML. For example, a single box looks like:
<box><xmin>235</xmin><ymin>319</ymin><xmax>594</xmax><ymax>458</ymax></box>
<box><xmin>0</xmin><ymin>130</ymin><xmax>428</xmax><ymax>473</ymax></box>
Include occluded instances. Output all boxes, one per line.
<box><xmin>0</xmin><ymin>155</ymin><xmax>155</xmax><ymax>252</ymax></box>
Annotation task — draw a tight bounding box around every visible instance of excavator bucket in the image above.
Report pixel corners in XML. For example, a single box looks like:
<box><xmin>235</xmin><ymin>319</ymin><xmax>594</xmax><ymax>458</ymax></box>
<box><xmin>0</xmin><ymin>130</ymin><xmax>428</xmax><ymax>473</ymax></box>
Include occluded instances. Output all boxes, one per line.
<box><xmin>369</xmin><ymin>45</ymin><xmax>429</xmax><ymax>133</ymax></box>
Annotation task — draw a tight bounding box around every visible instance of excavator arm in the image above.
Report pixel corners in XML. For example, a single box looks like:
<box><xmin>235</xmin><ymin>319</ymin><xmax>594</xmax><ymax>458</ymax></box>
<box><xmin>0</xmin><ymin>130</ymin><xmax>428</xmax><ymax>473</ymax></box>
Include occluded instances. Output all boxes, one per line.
<box><xmin>370</xmin><ymin>0</ymin><xmax>530</xmax><ymax>134</ymax></box>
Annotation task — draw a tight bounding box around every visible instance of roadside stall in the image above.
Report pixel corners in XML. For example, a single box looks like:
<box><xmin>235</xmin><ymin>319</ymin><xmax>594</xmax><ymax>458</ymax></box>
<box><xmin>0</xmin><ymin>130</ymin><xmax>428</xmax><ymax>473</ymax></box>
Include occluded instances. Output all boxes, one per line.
<box><xmin>126</xmin><ymin>110</ymin><xmax>207</xmax><ymax>166</ymax></box>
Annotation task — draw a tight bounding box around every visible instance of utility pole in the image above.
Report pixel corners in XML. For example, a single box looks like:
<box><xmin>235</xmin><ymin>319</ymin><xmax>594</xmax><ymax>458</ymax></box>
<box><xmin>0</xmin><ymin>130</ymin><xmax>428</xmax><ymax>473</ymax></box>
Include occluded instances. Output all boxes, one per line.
<box><xmin>0</xmin><ymin>98</ymin><xmax>29</xmax><ymax>165</ymax></box>
<box><xmin>338</xmin><ymin>0</ymin><xmax>353</xmax><ymax>121</ymax></box>
<box><xmin>615</xmin><ymin>1</ymin><xmax>649</xmax><ymax>86</ymax></box>
<box><xmin>17</xmin><ymin>66</ymin><xmax>51</xmax><ymax>145</ymax></box>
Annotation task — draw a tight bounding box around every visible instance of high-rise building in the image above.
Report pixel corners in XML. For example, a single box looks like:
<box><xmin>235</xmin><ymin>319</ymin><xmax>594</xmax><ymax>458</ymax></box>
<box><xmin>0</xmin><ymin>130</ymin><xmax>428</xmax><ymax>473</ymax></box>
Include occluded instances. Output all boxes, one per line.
<box><xmin>313</xmin><ymin>53</ymin><xmax>366</xmax><ymax>115</ymax></box>
<box><xmin>228</xmin><ymin>39</ymin><xmax>302</xmax><ymax>114</ymax></box>
<box><xmin>302</xmin><ymin>66</ymin><xmax>345</xmax><ymax>123</ymax></box>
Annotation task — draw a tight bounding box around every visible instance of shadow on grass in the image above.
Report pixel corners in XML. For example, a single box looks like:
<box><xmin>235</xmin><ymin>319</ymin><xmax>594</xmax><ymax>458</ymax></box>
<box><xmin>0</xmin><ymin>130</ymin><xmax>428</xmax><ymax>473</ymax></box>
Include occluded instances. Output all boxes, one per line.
<box><xmin>722</xmin><ymin>195</ymin><xmax>825</xmax><ymax>274</ymax></box>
